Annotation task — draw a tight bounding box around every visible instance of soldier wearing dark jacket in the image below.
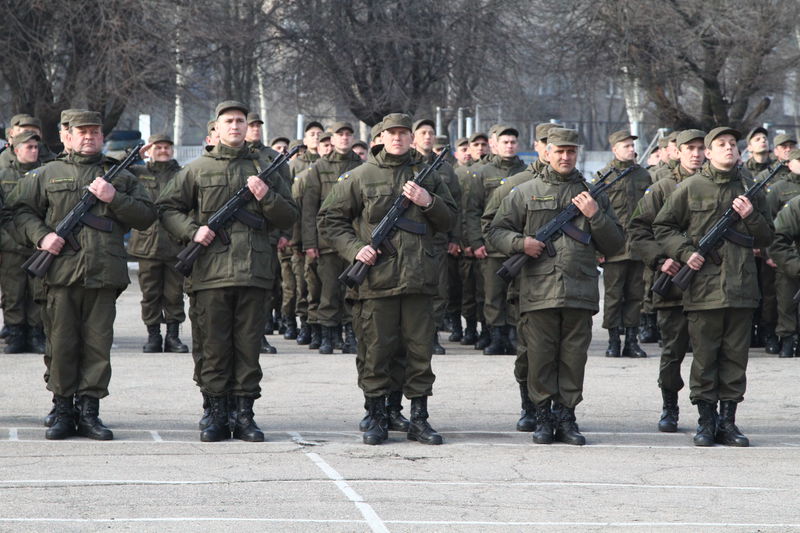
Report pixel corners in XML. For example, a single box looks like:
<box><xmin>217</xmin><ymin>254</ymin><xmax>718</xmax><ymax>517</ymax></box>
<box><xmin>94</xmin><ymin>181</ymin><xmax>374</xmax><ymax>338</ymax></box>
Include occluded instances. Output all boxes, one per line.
<box><xmin>653</xmin><ymin>127</ymin><xmax>774</xmax><ymax>447</ymax></box>
<box><xmin>157</xmin><ymin>101</ymin><xmax>298</xmax><ymax>443</ymax></box>
<box><xmin>9</xmin><ymin>111</ymin><xmax>158</xmax><ymax>441</ymax></box>
<box><xmin>318</xmin><ymin>113</ymin><xmax>456</xmax><ymax>447</ymax></box>
<box><xmin>487</xmin><ymin>128</ymin><xmax>624</xmax><ymax>446</ymax></box>
<box><xmin>128</xmin><ymin>134</ymin><xmax>188</xmax><ymax>354</ymax></box>
<box><xmin>768</xmin><ymin>192</ymin><xmax>800</xmax><ymax>358</ymax></box>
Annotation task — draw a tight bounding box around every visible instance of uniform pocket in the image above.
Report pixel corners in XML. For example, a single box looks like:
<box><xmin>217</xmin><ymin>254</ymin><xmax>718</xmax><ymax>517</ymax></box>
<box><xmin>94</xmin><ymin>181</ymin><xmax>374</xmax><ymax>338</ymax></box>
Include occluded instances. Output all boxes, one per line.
<box><xmin>198</xmin><ymin>176</ymin><xmax>229</xmax><ymax>213</ymax></box>
<box><xmin>363</xmin><ymin>184</ymin><xmax>394</xmax><ymax>224</ymax></box>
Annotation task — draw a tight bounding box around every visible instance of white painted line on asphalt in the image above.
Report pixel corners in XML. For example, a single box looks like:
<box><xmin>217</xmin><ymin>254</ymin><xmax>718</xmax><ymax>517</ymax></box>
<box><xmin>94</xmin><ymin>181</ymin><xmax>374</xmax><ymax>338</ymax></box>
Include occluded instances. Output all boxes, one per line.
<box><xmin>0</xmin><ymin>518</ymin><xmax>365</xmax><ymax>524</ymax></box>
<box><xmin>347</xmin><ymin>480</ymin><xmax>784</xmax><ymax>491</ymax></box>
<box><xmin>8</xmin><ymin>428</ymin><xmax>18</xmax><ymax>441</ymax></box>
<box><xmin>450</xmin><ymin>442</ymin><xmax>800</xmax><ymax>450</ymax></box>
<box><xmin>305</xmin><ymin>451</ymin><xmax>389</xmax><ymax>533</ymax></box>
<box><xmin>0</xmin><ymin>480</ymin><xmax>218</xmax><ymax>486</ymax></box>
<box><xmin>385</xmin><ymin>521</ymin><xmax>800</xmax><ymax>528</ymax></box>
<box><xmin>149</xmin><ymin>431</ymin><xmax>162</xmax><ymax>442</ymax></box>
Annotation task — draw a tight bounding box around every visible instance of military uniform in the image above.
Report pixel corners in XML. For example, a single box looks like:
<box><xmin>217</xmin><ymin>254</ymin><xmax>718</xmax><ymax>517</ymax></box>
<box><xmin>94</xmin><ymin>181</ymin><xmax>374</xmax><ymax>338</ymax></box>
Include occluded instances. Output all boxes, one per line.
<box><xmin>768</xmin><ymin>194</ymin><xmax>800</xmax><ymax>358</ymax></box>
<box><xmin>454</xmin><ymin>158</ymin><xmax>485</xmax><ymax>343</ymax></box>
<box><xmin>294</xmin><ymin>167</ymin><xmax>322</xmax><ymax>347</ymax></box>
<box><xmin>653</xmin><ymin>128</ymin><xmax>773</xmax><ymax>447</ymax></box>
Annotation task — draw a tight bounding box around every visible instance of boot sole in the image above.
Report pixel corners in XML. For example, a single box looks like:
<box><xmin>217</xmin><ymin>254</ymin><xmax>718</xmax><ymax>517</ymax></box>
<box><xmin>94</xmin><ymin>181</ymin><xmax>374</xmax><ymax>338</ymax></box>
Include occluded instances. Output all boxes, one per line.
<box><xmin>363</xmin><ymin>435</ymin><xmax>388</xmax><ymax>445</ymax></box>
<box><xmin>406</xmin><ymin>433</ymin><xmax>443</xmax><ymax>445</ymax></box>
<box><xmin>658</xmin><ymin>424</ymin><xmax>678</xmax><ymax>433</ymax></box>
<box><xmin>233</xmin><ymin>431</ymin><xmax>265</xmax><ymax>442</ymax></box>
<box><xmin>532</xmin><ymin>436</ymin><xmax>554</xmax><ymax>444</ymax></box>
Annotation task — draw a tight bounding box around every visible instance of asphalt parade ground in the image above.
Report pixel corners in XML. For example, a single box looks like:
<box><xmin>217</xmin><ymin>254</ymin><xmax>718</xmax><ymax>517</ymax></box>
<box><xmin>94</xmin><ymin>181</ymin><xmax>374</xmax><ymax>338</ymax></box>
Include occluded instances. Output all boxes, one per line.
<box><xmin>0</xmin><ymin>269</ymin><xmax>799</xmax><ymax>532</ymax></box>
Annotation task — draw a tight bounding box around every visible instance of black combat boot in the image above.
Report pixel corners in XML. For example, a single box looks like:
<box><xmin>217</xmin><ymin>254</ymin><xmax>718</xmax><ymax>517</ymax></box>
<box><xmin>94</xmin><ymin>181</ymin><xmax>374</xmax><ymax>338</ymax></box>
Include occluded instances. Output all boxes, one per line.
<box><xmin>332</xmin><ymin>325</ymin><xmax>344</xmax><ymax>351</ymax></box>
<box><xmin>622</xmin><ymin>328</ymin><xmax>647</xmax><ymax>358</ymax></box>
<box><xmin>386</xmin><ymin>391</ymin><xmax>410</xmax><ymax>432</ymax></box>
<box><xmin>0</xmin><ymin>324</ymin><xmax>9</xmax><ymax>339</ymax></box>
<box><xmin>264</xmin><ymin>314</ymin><xmax>275</xmax><ymax>335</ymax></box>
<box><xmin>44</xmin><ymin>396</ymin><xmax>57</xmax><ymax>427</ymax></box>
<box><xmin>308</xmin><ymin>324</ymin><xmax>322</xmax><ymax>350</ymax></box>
<box><xmin>142</xmin><ymin>324</ymin><xmax>162</xmax><ymax>353</ymax></box>
<box><xmin>531</xmin><ymin>400</ymin><xmax>554</xmax><ymax>444</ymax></box>
<box><xmin>26</xmin><ymin>326</ymin><xmax>46</xmax><ymax>354</ymax></box>
<box><xmin>283</xmin><ymin>316</ymin><xmax>298</xmax><ymax>340</ymax></box>
<box><xmin>432</xmin><ymin>331</ymin><xmax>446</xmax><ymax>355</ymax></box>
<box><xmin>76</xmin><ymin>396</ymin><xmax>113</xmax><ymax>440</ymax></box>
<box><xmin>232</xmin><ymin>396</ymin><xmax>265</xmax><ymax>442</ymax></box>
<box><xmin>448</xmin><ymin>313</ymin><xmax>463</xmax><ymax>342</ymax></box>
<box><xmin>407</xmin><ymin>396</ymin><xmax>443</xmax><ymax>445</ymax></box>
<box><xmin>199</xmin><ymin>393</ymin><xmax>212</xmax><ymax>430</ymax></box>
<box><xmin>516</xmin><ymin>382</ymin><xmax>536</xmax><ymax>432</ymax></box>
<box><xmin>506</xmin><ymin>325</ymin><xmax>518</xmax><ymax>355</ymax></box>
<box><xmin>461</xmin><ymin>318</ymin><xmax>477</xmax><ymax>345</ymax></box>
<box><xmin>4</xmin><ymin>325</ymin><xmax>27</xmax><ymax>354</ymax></box>
<box><xmin>363</xmin><ymin>396</ymin><xmax>388</xmax><ymax>445</ymax></box>
<box><xmin>658</xmin><ymin>389</ymin><xmax>679</xmax><ymax>433</ymax></box>
<box><xmin>483</xmin><ymin>326</ymin><xmax>506</xmax><ymax>355</ymax></box>
<box><xmin>201</xmin><ymin>395</ymin><xmax>231</xmax><ymax>442</ymax></box>
<box><xmin>779</xmin><ymin>335</ymin><xmax>796</xmax><ymax>358</ymax></box>
<box><xmin>441</xmin><ymin>314</ymin><xmax>454</xmax><ymax>333</ymax></box>
<box><xmin>296</xmin><ymin>319</ymin><xmax>311</xmax><ymax>345</ymax></box>
<box><xmin>639</xmin><ymin>313</ymin><xmax>660</xmax><ymax>343</ymax></box>
<box><xmin>342</xmin><ymin>323</ymin><xmax>357</xmax><ymax>354</ymax></box>
<box><xmin>605</xmin><ymin>328</ymin><xmax>621</xmax><ymax>357</ymax></box>
<box><xmin>260</xmin><ymin>336</ymin><xmax>277</xmax><ymax>354</ymax></box>
<box><xmin>45</xmin><ymin>395</ymin><xmax>77</xmax><ymax>440</ymax></box>
<box><xmin>474</xmin><ymin>322</ymin><xmax>491</xmax><ymax>350</ymax></box>
<box><xmin>276</xmin><ymin>311</ymin><xmax>286</xmax><ymax>335</ymax></box>
<box><xmin>164</xmin><ymin>322</ymin><xmax>189</xmax><ymax>353</ymax></box>
<box><xmin>553</xmin><ymin>403</ymin><xmax>586</xmax><ymax>446</ymax></box>
<box><xmin>318</xmin><ymin>326</ymin><xmax>334</xmax><ymax>354</ymax></box>
<box><xmin>693</xmin><ymin>401</ymin><xmax>718</xmax><ymax>447</ymax></box>
<box><xmin>716</xmin><ymin>400</ymin><xmax>749</xmax><ymax>447</ymax></box>
<box><xmin>763</xmin><ymin>325</ymin><xmax>781</xmax><ymax>354</ymax></box>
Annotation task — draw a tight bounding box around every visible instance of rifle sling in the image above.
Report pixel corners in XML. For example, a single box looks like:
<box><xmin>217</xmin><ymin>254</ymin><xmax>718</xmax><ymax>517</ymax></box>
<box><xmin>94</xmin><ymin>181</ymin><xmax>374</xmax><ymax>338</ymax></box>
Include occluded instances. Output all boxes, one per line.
<box><xmin>722</xmin><ymin>227</ymin><xmax>754</xmax><ymax>248</ymax></box>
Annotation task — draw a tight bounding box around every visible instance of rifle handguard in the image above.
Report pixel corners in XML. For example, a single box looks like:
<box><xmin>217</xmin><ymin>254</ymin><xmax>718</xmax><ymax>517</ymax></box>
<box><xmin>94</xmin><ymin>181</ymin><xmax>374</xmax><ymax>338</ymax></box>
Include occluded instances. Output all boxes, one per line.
<box><xmin>651</xmin><ymin>271</ymin><xmax>674</xmax><ymax>297</ymax></box>
<box><xmin>671</xmin><ymin>264</ymin><xmax>695</xmax><ymax>291</ymax></box>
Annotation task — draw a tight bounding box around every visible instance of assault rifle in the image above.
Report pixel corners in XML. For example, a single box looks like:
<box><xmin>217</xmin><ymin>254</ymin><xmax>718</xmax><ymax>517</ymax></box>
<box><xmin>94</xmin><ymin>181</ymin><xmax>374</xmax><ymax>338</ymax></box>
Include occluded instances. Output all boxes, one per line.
<box><xmin>338</xmin><ymin>146</ymin><xmax>450</xmax><ymax>288</ymax></box>
<box><xmin>664</xmin><ymin>161</ymin><xmax>785</xmax><ymax>292</ymax></box>
<box><xmin>22</xmin><ymin>141</ymin><xmax>145</xmax><ymax>278</ymax></box>
<box><xmin>495</xmin><ymin>166</ymin><xmax>635</xmax><ymax>282</ymax></box>
<box><xmin>174</xmin><ymin>143</ymin><xmax>303</xmax><ymax>276</ymax></box>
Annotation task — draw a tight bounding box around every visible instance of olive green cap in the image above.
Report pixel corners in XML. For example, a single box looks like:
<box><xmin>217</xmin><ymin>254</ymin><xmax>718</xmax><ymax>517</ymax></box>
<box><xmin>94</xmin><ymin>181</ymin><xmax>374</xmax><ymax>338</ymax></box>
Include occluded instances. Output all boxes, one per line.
<box><xmin>330</xmin><ymin>121</ymin><xmax>354</xmax><ymax>134</ymax></box>
<box><xmin>10</xmin><ymin>114</ymin><xmax>32</xmax><ymax>127</ymax></box>
<box><xmin>746</xmin><ymin>126</ymin><xmax>768</xmax><ymax>144</ymax></box>
<box><xmin>608</xmin><ymin>129</ymin><xmax>637</xmax><ymax>147</ymax></box>
<box><xmin>468</xmin><ymin>132</ymin><xmax>488</xmax><ymax>143</ymax></box>
<box><xmin>12</xmin><ymin>129</ymin><xmax>40</xmax><ymax>145</ymax></box>
<box><xmin>455</xmin><ymin>136</ymin><xmax>469</xmax><ymax>147</ymax></box>
<box><xmin>433</xmin><ymin>135</ymin><xmax>449</xmax><ymax>150</ymax></box>
<box><xmin>380</xmin><ymin>113</ymin><xmax>412</xmax><ymax>133</ymax></box>
<box><xmin>214</xmin><ymin>100</ymin><xmax>248</xmax><ymax>118</ymax></box>
<box><xmin>547</xmin><ymin>128</ymin><xmax>580</xmax><ymax>147</ymax></box>
<box><xmin>704</xmin><ymin>126</ymin><xmax>741</xmax><ymax>148</ymax></box>
<box><xmin>13</xmin><ymin>114</ymin><xmax>41</xmax><ymax>128</ymax></box>
<box><xmin>270</xmin><ymin>136</ymin><xmax>290</xmax><ymax>146</ymax></box>
<box><xmin>657</xmin><ymin>136</ymin><xmax>670</xmax><ymax>149</ymax></box>
<box><xmin>148</xmin><ymin>133</ymin><xmax>173</xmax><ymax>145</ymax></box>
<box><xmin>666</xmin><ymin>131</ymin><xmax>679</xmax><ymax>143</ymax></box>
<box><xmin>352</xmin><ymin>140</ymin><xmax>368</xmax><ymax>150</ymax></box>
<box><xmin>206</xmin><ymin>120</ymin><xmax>216</xmax><ymax>135</ymax></box>
<box><xmin>371</xmin><ymin>122</ymin><xmax>383</xmax><ymax>142</ymax></box>
<box><xmin>246</xmin><ymin>112</ymin><xmax>263</xmax><ymax>125</ymax></box>
<box><xmin>676</xmin><ymin>129</ymin><xmax>706</xmax><ymax>147</ymax></box>
<box><xmin>412</xmin><ymin>118</ymin><xmax>435</xmax><ymax>132</ymax></box>
<box><xmin>488</xmin><ymin>124</ymin><xmax>501</xmax><ymax>137</ymax></box>
<box><xmin>288</xmin><ymin>139</ymin><xmax>305</xmax><ymax>150</ymax></box>
<box><xmin>787</xmin><ymin>148</ymin><xmax>800</xmax><ymax>161</ymax></box>
<box><xmin>495</xmin><ymin>124</ymin><xmax>519</xmax><ymax>138</ymax></box>
<box><xmin>60</xmin><ymin>108</ymin><xmax>86</xmax><ymax>126</ymax></box>
<box><xmin>69</xmin><ymin>111</ymin><xmax>103</xmax><ymax>128</ymax></box>
<box><xmin>304</xmin><ymin>120</ymin><xmax>324</xmax><ymax>132</ymax></box>
<box><xmin>774</xmin><ymin>133</ymin><xmax>798</xmax><ymax>147</ymax></box>
<box><xmin>535</xmin><ymin>123</ymin><xmax>557</xmax><ymax>142</ymax></box>
<box><xmin>318</xmin><ymin>130</ymin><xmax>332</xmax><ymax>142</ymax></box>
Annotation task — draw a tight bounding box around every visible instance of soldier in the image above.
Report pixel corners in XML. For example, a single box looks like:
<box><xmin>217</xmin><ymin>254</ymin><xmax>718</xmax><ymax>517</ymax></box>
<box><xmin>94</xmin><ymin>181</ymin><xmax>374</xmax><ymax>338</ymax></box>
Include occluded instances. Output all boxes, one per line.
<box><xmin>127</xmin><ymin>134</ymin><xmax>188</xmax><ymax>354</ymax></box>
<box><xmin>205</xmin><ymin>120</ymin><xmax>219</xmax><ymax>147</ymax></box>
<box><xmin>653</xmin><ymin>127</ymin><xmax>773</xmax><ymax>447</ymax></box>
<box><xmin>650</xmin><ymin>131</ymin><xmax>680</xmax><ymax>183</ymax></box>
<box><xmin>453</xmin><ymin>137</ymin><xmax>471</xmax><ymax>167</ymax></box>
<box><xmin>318</xmin><ymin>113</ymin><xmax>456</xmax><ymax>446</ymax></box>
<box><xmin>597</xmin><ymin>130</ymin><xmax>650</xmax><ymax>358</ymax></box>
<box><xmin>487</xmin><ymin>128</ymin><xmax>624</xmax><ymax>446</ymax></box>
<box><xmin>290</xmin><ymin>121</ymin><xmax>324</xmax><ymax>177</ymax></box>
<box><xmin>768</xmin><ymin>190</ymin><xmax>800</xmax><ymax>359</ymax></box>
<box><xmin>463</xmin><ymin>125</ymin><xmax>526</xmax><ymax>355</ymax></box>
<box><xmin>270</xmin><ymin>136</ymin><xmax>290</xmax><ymax>155</ymax></box>
<box><xmin>0</xmin><ymin>130</ymin><xmax>46</xmax><ymax>353</ymax></box>
<box><xmin>158</xmin><ymin>101</ymin><xmax>298</xmax><ymax>442</ymax></box>
<box><xmin>744</xmin><ymin>127</ymin><xmax>773</xmax><ymax>175</ymax></box>
<box><xmin>9</xmin><ymin>110</ymin><xmax>157</xmax><ymax>440</ymax></box>
<box><xmin>302</xmin><ymin>121</ymin><xmax>362</xmax><ymax>354</ymax></box>
<box><xmin>629</xmin><ymin>129</ymin><xmax>706</xmax><ymax>432</ymax></box>
<box><xmin>1</xmin><ymin>114</ymin><xmax>55</xmax><ymax>169</ymax></box>
<box><xmin>352</xmin><ymin>140</ymin><xmax>368</xmax><ymax>161</ymax></box>
<box><xmin>764</xmin><ymin>149</ymin><xmax>800</xmax><ymax>356</ymax></box>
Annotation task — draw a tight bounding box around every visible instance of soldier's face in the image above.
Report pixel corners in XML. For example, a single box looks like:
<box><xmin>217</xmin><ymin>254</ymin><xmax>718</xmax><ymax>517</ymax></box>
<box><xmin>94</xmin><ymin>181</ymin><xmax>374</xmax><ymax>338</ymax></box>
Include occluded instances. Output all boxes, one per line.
<box><xmin>318</xmin><ymin>139</ymin><xmax>333</xmax><ymax>156</ymax></box>
<box><xmin>705</xmin><ymin>134</ymin><xmax>739</xmax><ymax>170</ymax></box>
<box><xmin>381</xmin><ymin>127</ymin><xmax>413</xmax><ymax>156</ymax></box>
<box><xmin>67</xmin><ymin>125</ymin><xmax>103</xmax><ymax>155</ymax></box>
<box><xmin>413</xmin><ymin>125</ymin><xmax>435</xmax><ymax>153</ymax></box>
<box><xmin>678</xmin><ymin>139</ymin><xmax>705</xmax><ymax>171</ymax></box>
<box><xmin>59</xmin><ymin>125</ymin><xmax>69</xmax><ymax>147</ymax></box>
<box><xmin>747</xmin><ymin>133</ymin><xmax>768</xmax><ymax>154</ymax></box>
<box><xmin>304</xmin><ymin>127</ymin><xmax>323</xmax><ymax>151</ymax></box>
<box><xmin>659</xmin><ymin>146</ymin><xmax>671</xmax><ymax>163</ymax></box>
<box><xmin>271</xmin><ymin>141</ymin><xmax>288</xmax><ymax>154</ymax></box>
<box><xmin>666</xmin><ymin>141</ymin><xmax>679</xmax><ymax>160</ymax></box>
<box><xmin>149</xmin><ymin>141</ymin><xmax>173</xmax><ymax>162</ymax></box>
<box><xmin>775</xmin><ymin>141</ymin><xmax>797</xmax><ymax>161</ymax></box>
<box><xmin>455</xmin><ymin>144</ymin><xmax>471</xmax><ymax>164</ymax></box>
<box><xmin>246</xmin><ymin>122</ymin><xmax>263</xmax><ymax>142</ymax></box>
<box><xmin>534</xmin><ymin>140</ymin><xmax>548</xmax><ymax>159</ymax></box>
<box><xmin>612</xmin><ymin>138</ymin><xmax>636</xmax><ymax>162</ymax></box>
<box><xmin>332</xmin><ymin>129</ymin><xmax>354</xmax><ymax>153</ymax></box>
<box><xmin>217</xmin><ymin>111</ymin><xmax>247</xmax><ymax>147</ymax></box>
<box><xmin>13</xmin><ymin>139</ymin><xmax>39</xmax><ymax>164</ymax></box>
<box><xmin>468</xmin><ymin>138</ymin><xmax>488</xmax><ymax>160</ymax></box>
<box><xmin>353</xmin><ymin>145</ymin><xmax>367</xmax><ymax>161</ymax></box>
<box><xmin>496</xmin><ymin>134</ymin><xmax>518</xmax><ymax>158</ymax></box>
<box><xmin>547</xmin><ymin>144</ymin><xmax>578</xmax><ymax>174</ymax></box>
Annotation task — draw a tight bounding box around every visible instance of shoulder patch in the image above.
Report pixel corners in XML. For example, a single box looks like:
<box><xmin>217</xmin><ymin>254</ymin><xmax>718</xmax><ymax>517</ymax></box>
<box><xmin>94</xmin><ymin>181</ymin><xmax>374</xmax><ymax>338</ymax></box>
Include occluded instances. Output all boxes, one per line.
<box><xmin>338</xmin><ymin>172</ymin><xmax>351</xmax><ymax>182</ymax></box>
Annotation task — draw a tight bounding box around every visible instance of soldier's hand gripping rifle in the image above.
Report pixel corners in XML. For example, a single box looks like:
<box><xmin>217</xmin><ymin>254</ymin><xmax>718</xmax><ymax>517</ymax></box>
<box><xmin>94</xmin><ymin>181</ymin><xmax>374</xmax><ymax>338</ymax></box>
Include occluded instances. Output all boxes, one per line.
<box><xmin>667</xmin><ymin>161</ymin><xmax>784</xmax><ymax>291</ymax></box>
<box><xmin>495</xmin><ymin>166</ymin><xmax>635</xmax><ymax>283</ymax></box>
<box><xmin>22</xmin><ymin>141</ymin><xmax>145</xmax><ymax>278</ymax></box>
<box><xmin>174</xmin><ymin>144</ymin><xmax>303</xmax><ymax>277</ymax></box>
<box><xmin>338</xmin><ymin>146</ymin><xmax>450</xmax><ymax>288</ymax></box>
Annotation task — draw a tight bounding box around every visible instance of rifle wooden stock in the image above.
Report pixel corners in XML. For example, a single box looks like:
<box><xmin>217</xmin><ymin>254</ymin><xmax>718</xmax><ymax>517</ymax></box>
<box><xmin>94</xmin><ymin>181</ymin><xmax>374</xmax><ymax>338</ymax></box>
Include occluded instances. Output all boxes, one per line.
<box><xmin>651</xmin><ymin>271</ymin><xmax>673</xmax><ymax>297</ymax></box>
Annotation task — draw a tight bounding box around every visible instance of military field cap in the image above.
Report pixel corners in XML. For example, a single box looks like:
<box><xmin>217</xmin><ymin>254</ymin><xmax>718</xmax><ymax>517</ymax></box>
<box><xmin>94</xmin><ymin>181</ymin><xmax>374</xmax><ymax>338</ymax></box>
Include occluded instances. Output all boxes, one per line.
<box><xmin>330</xmin><ymin>121</ymin><xmax>354</xmax><ymax>134</ymax></box>
<box><xmin>12</xmin><ymin>129</ymin><xmax>40</xmax><ymax>145</ymax></box>
<box><xmin>353</xmin><ymin>140</ymin><xmax>368</xmax><ymax>150</ymax></box>
<box><xmin>704</xmin><ymin>126</ymin><xmax>741</xmax><ymax>148</ymax></box>
<box><xmin>412</xmin><ymin>118</ymin><xmax>435</xmax><ymax>132</ymax></box>
<box><xmin>380</xmin><ymin>113</ymin><xmax>412</xmax><ymax>133</ymax></box>
<box><xmin>10</xmin><ymin>114</ymin><xmax>32</xmax><ymax>127</ymax></box>
<box><xmin>495</xmin><ymin>124</ymin><xmax>519</xmax><ymax>138</ymax></box>
<box><xmin>371</xmin><ymin>122</ymin><xmax>383</xmax><ymax>142</ymax></box>
<box><xmin>270</xmin><ymin>136</ymin><xmax>290</xmax><ymax>146</ymax></box>
<box><xmin>676</xmin><ymin>129</ymin><xmax>706</xmax><ymax>147</ymax></box>
<box><xmin>206</xmin><ymin>120</ymin><xmax>216</xmax><ymax>134</ymax></box>
<box><xmin>746</xmin><ymin>126</ymin><xmax>768</xmax><ymax>144</ymax></box>
<box><xmin>15</xmin><ymin>115</ymin><xmax>41</xmax><ymax>128</ymax></box>
<box><xmin>246</xmin><ymin>112</ymin><xmax>263</xmax><ymax>125</ymax></box>
<box><xmin>666</xmin><ymin>131</ymin><xmax>679</xmax><ymax>143</ymax></box>
<box><xmin>469</xmin><ymin>132</ymin><xmax>488</xmax><ymax>143</ymax></box>
<box><xmin>456</xmin><ymin>136</ymin><xmax>469</xmax><ymax>147</ymax></box>
<box><xmin>69</xmin><ymin>111</ymin><xmax>103</xmax><ymax>128</ymax></box>
<box><xmin>774</xmin><ymin>133</ymin><xmax>798</xmax><ymax>146</ymax></box>
<box><xmin>214</xmin><ymin>100</ymin><xmax>248</xmax><ymax>118</ymax></box>
<box><xmin>288</xmin><ymin>139</ymin><xmax>304</xmax><ymax>150</ymax></box>
<box><xmin>148</xmin><ymin>133</ymin><xmax>173</xmax><ymax>145</ymax></box>
<box><xmin>535</xmin><ymin>123</ymin><xmax>557</xmax><ymax>142</ymax></box>
<box><xmin>318</xmin><ymin>130</ymin><xmax>332</xmax><ymax>142</ymax></box>
<box><xmin>60</xmin><ymin>108</ymin><xmax>86</xmax><ymax>126</ymax></box>
<box><xmin>433</xmin><ymin>135</ymin><xmax>449</xmax><ymax>150</ymax></box>
<box><xmin>548</xmin><ymin>128</ymin><xmax>580</xmax><ymax>147</ymax></box>
<box><xmin>488</xmin><ymin>124</ymin><xmax>500</xmax><ymax>137</ymax></box>
<box><xmin>657</xmin><ymin>136</ymin><xmax>670</xmax><ymax>149</ymax></box>
<box><xmin>304</xmin><ymin>120</ymin><xmax>324</xmax><ymax>132</ymax></box>
<box><xmin>608</xmin><ymin>129</ymin><xmax>637</xmax><ymax>147</ymax></box>
<box><xmin>787</xmin><ymin>148</ymin><xmax>800</xmax><ymax>161</ymax></box>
